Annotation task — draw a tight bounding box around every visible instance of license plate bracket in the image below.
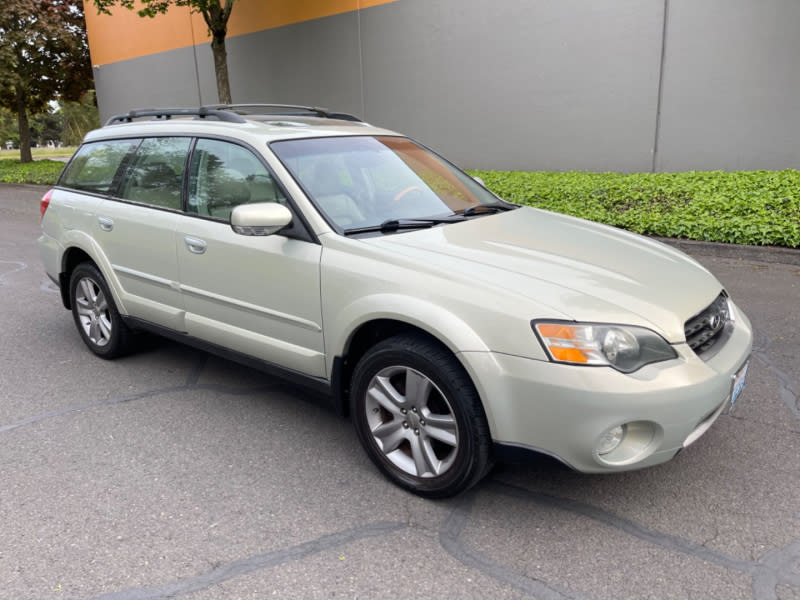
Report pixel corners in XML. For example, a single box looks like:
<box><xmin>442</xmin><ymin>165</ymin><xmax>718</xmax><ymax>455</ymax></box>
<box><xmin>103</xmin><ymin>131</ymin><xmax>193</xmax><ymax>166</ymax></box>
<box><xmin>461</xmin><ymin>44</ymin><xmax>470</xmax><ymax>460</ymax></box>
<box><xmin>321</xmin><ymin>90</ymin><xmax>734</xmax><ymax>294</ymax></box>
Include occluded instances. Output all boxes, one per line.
<box><xmin>729</xmin><ymin>359</ymin><xmax>749</xmax><ymax>410</ymax></box>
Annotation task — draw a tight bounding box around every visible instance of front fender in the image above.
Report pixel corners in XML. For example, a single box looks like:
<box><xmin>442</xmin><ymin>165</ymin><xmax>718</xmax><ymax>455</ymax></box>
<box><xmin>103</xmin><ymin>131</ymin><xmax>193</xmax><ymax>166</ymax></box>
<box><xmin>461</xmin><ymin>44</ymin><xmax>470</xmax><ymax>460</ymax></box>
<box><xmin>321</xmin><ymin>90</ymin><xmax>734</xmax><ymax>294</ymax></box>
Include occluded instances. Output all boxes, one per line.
<box><xmin>326</xmin><ymin>294</ymin><xmax>509</xmax><ymax>434</ymax></box>
<box><xmin>328</xmin><ymin>293</ymin><xmax>491</xmax><ymax>364</ymax></box>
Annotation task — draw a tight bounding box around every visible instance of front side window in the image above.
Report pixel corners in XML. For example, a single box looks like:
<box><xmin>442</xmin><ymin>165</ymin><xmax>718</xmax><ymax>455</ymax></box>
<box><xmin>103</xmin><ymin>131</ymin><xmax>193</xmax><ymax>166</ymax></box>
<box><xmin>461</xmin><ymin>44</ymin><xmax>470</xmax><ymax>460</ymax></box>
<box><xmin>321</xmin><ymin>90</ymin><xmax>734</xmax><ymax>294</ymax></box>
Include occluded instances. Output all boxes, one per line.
<box><xmin>187</xmin><ymin>139</ymin><xmax>286</xmax><ymax>221</ymax></box>
<box><xmin>270</xmin><ymin>136</ymin><xmax>498</xmax><ymax>230</ymax></box>
<box><xmin>59</xmin><ymin>139</ymin><xmax>139</xmax><ymax>194</ymax></box>
<box><xmin>117</xmin><ymin>137</ymin><xmax>191</xmax><ymax>210</ymax></box>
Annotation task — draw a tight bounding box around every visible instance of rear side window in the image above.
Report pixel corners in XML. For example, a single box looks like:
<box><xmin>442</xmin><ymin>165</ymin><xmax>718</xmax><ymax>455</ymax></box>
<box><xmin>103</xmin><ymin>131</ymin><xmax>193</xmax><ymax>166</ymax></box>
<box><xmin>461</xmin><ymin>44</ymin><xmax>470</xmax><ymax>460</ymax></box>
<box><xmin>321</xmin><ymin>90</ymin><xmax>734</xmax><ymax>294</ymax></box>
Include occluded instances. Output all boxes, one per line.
<box><xmin>117</xmin><ymin>137</ymin><xmax>191</xmax><ymax>210</ymax></box>
<box><xmin>60</xmin><ymin>139</ymin><xmax>139</xmax><ymax>194</ymax></box>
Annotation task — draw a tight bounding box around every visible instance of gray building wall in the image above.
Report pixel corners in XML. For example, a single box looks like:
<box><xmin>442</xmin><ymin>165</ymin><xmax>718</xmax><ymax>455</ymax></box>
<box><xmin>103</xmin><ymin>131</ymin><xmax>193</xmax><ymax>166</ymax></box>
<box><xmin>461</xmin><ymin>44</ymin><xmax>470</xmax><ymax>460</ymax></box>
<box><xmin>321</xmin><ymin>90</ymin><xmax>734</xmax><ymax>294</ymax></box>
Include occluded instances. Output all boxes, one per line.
<box><xmin>656</xmin><ymin>1</ymin><xmax>800</xmax><ymax>171</ymax></box>
<box><xmin>92</xmin><ymin>0</ymin><xmax>800</xmax><ymax>172</ymax></box>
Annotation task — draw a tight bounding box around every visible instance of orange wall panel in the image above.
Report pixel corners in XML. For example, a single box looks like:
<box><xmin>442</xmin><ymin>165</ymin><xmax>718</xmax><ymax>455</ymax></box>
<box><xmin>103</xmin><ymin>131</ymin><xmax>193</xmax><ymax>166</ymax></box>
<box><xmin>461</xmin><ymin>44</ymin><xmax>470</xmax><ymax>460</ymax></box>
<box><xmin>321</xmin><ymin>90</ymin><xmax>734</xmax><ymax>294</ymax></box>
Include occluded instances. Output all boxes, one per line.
<box><xmin>86</xmin><ymin>0</ymin><xmax>399</xmax><ymax>66</ymax></box>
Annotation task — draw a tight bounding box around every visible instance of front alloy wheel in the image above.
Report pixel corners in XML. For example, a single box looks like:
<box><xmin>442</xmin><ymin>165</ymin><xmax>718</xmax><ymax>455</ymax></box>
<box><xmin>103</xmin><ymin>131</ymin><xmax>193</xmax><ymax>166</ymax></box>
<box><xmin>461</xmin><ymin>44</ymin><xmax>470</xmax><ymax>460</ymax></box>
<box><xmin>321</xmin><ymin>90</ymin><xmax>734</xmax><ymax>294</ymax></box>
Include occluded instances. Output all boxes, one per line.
<box><xmin>365</xmin><ymin>365</ymin><xmax>459</xmax><ymax>478</ymax></box>
<box><xmin>351</xmin><ymin>334</ymin><xmax>492</xmax><ymax>498</ymax></box>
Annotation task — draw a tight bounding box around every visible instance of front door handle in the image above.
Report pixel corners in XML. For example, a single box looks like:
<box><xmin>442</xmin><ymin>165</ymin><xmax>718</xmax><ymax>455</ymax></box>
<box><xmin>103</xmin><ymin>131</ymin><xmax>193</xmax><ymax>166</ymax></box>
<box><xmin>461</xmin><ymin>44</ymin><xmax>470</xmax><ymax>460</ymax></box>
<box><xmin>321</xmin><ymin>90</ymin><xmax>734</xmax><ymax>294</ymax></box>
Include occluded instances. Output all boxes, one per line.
<box><xmin>184</xmin><ymin>236</ymin><xmax>207</xmax><ymax>255</ymax></box>
<box><xmin>98</xmin><ymin>216</ymin><xmax>114</xmax><ymax>232</ymax></box>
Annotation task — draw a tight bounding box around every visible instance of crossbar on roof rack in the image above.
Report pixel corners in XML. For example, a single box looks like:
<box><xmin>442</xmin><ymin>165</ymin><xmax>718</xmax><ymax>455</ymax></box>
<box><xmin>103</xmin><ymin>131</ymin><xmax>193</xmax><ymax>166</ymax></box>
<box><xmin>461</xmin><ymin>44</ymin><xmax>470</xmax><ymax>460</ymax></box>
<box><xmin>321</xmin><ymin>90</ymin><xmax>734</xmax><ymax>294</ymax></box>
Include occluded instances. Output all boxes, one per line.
<box><xmin>104</xmin><ymin>107</ymin><xmax>246</xmax><ymax>126</ymax></box>
<box><xmin>206</xmin><ymin>103</ymin><xmax>363</xmax><ymax>122</ymax></box>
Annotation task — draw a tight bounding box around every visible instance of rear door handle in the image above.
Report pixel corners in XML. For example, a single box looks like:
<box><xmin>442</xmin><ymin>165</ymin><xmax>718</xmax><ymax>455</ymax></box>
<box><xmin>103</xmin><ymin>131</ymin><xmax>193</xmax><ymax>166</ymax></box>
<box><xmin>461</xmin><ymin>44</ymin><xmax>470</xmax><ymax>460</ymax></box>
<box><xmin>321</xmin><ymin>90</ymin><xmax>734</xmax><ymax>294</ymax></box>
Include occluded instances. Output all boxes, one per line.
<box><xmin>184</xmin><ymin>236</ymin><xmax>207</xmax><ymax>255</ymax></box>
<box><xmin>98</xmin><ymin>217</ymin><xmax>114</xmax><ymax>231</ymax></box>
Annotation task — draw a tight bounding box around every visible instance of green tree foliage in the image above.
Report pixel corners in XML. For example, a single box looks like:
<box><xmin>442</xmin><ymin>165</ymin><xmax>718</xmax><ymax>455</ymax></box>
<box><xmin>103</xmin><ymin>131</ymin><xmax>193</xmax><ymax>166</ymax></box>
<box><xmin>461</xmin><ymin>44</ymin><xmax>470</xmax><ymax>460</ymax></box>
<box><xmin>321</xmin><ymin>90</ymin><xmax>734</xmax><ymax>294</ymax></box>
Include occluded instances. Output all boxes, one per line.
<box><xmin>93</xmin><ymin>0</ymin><xmax>235</xmax><ymax>104</ymax></box>
<box><xmin>59</xmin><ymin>90</ymin><xmax>101</xmax><ymax>145</ymax></box>
<box><xmin>0</xmin><ymin>1</ymin><xmax>93</xmax><ymax>162</ymax></box>
<box><xmin>0</xmin><ymin>91</ymin><xmax>99</xmax><ymax>150</ymax></box>
<box><xmin>0</xmin><ymin>108</ymin><xmax>19</xmax><ymax>148</ymax></box>
<box><xmin>31</xmin><ymin>111</ymin><xmax>62</xmax><ymax>145</ymax></box>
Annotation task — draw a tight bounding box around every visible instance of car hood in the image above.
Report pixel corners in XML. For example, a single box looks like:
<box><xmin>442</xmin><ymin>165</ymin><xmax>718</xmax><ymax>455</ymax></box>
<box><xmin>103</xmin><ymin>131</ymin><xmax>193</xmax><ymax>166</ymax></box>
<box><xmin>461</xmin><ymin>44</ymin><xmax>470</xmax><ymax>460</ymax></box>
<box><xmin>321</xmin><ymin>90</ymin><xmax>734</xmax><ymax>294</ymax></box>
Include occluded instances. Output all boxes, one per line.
<box><xmin>364</xmin><ymin>207</ymin><xmax>722</xmax><ymax>342</ymax></box>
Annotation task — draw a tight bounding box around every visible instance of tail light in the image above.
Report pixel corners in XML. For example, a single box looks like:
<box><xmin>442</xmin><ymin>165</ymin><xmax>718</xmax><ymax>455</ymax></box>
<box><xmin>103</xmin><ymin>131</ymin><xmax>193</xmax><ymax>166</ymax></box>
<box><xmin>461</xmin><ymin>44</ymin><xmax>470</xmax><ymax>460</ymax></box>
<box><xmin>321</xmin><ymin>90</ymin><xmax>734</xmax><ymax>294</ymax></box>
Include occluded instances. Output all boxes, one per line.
<box><xmin>40</xmin><ymin>189</ymin><xmax>53</xmax><ymax>219</ymax></box>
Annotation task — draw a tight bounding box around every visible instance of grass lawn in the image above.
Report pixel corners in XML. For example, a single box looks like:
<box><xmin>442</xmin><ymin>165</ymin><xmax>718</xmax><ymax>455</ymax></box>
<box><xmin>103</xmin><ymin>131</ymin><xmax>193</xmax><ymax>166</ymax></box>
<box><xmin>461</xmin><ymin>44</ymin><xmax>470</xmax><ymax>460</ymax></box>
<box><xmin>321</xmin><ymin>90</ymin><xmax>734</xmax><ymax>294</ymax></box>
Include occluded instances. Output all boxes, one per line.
<box><xmin>0</xmin><ymin>146</ymin><xmax>77</xmax><ymax>160</ymax></box>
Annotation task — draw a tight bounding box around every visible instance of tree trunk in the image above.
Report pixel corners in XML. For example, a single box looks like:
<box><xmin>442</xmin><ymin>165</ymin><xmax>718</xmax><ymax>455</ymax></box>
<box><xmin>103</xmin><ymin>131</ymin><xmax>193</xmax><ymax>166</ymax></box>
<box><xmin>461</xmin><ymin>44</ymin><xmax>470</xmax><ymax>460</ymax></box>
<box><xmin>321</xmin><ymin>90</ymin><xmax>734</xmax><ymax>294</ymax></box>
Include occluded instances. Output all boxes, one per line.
<box><xmin>211</xmin><ymin>34</ymin><xmax>232</xmax><ymax>105</ymax></box>
<box><xmin>16</xmin><ymin>87</ymin><xmax>32</xmax><ymax>164</ymax></box>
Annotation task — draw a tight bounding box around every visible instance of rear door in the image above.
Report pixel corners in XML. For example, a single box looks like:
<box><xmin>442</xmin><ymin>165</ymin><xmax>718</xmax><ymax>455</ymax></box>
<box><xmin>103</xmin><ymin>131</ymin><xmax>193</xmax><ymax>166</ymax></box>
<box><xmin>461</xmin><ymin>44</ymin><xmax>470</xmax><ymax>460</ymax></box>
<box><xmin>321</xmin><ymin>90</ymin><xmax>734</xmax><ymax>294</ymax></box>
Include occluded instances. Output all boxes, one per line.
<box><xmin>96</xmin><ymin>137</ymin><xmax>190</xmax><ymax>330</ymax></box>
<box><xmin>175</xmin><ymin>138</ymin><xmax>325</xmax><ymax>377</ymax></box>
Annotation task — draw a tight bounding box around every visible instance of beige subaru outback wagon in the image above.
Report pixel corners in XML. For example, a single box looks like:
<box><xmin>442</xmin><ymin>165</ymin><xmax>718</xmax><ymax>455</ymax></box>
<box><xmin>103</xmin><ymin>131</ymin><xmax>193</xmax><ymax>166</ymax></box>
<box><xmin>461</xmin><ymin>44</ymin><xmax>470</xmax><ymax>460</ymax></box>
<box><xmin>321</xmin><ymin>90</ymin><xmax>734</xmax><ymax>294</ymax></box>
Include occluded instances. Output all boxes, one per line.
<box><xmin>39</xmin><ymin>105</ymin><xmax>752</xmax><ymax>497</ymax></box>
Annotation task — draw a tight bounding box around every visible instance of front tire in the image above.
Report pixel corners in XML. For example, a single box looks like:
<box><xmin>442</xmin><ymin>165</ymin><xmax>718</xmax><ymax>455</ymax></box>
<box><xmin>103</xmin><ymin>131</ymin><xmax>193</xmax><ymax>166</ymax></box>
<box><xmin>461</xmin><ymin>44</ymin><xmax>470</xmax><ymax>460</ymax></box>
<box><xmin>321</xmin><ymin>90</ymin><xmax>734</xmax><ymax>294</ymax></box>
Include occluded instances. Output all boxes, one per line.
<box><xmin>69</xmin><ymin>262</ymin><xmax>132</xmax><ymax>359</ymax></box>
<box><xmin>350</xmin><ymin>333</ymin><xmax>492</xmax><ymax>498</ymax></box>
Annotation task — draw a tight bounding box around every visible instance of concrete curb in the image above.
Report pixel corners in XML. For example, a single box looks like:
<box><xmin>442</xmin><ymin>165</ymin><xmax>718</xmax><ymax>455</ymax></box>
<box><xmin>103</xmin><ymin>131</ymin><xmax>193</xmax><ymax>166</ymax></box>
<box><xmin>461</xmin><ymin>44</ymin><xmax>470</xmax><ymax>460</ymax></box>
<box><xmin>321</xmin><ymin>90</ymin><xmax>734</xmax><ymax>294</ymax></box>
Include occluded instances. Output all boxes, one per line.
<box><xmin>653</xmin><ymin>236</ymin><xmax>800</xmax><ymax>266</ymax></box>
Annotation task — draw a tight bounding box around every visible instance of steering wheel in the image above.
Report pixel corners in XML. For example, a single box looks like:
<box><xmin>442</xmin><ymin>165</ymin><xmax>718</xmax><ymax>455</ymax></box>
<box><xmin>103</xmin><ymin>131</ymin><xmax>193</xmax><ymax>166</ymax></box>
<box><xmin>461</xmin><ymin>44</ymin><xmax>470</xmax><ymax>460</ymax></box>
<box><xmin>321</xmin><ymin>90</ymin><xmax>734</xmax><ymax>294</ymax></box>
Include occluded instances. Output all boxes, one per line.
<box><xmin>393</xmin><ymin>186</ymin><xmax>424</xmax><ymax>202</ymax></box>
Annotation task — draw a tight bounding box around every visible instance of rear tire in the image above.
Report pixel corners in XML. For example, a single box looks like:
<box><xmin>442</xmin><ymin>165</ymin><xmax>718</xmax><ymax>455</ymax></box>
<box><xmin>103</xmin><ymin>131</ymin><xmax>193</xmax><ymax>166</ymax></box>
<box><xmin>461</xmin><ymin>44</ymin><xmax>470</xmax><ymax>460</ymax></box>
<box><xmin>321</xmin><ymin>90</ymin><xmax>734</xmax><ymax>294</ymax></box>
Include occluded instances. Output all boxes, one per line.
<box><xmin>350</xmin><ymin>333</ymin><xmax>492</xmax><ymax>498</ymax></box>
<box><xmin>69</xmin><ymin>262</ymin><xmax>132</xmax><ymax>359</ymax></box>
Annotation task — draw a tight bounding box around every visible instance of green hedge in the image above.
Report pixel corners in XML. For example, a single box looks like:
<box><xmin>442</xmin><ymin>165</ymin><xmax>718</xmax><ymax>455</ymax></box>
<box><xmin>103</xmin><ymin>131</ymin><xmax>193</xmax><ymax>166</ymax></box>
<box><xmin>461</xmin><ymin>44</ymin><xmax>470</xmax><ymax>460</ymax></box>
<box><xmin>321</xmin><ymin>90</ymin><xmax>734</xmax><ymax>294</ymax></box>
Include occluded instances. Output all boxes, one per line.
<box><xmin>469</xmin><ymin>169</ymin><xmax>800</xmax><ymax>248</ymax></box>
<box><xmin>2</xmin><ymin>157</ymin><xmax>798</xmax><ymax>248</ymax></box>
<box><xmin>0</xmin><ymin>159</ymin><xmax>66</xmax><ymax>185</ymax></box>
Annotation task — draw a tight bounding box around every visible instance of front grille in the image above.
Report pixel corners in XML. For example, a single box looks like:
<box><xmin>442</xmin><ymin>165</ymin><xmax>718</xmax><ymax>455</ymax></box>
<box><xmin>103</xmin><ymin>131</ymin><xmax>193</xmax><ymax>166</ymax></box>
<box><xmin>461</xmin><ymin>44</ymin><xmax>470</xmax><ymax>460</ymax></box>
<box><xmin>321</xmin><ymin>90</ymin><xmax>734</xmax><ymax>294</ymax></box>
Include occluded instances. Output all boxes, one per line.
<box><xmin>684</xmin><ymin>292</ymin><xmax>732</xmax><ymax>358</ymax></box>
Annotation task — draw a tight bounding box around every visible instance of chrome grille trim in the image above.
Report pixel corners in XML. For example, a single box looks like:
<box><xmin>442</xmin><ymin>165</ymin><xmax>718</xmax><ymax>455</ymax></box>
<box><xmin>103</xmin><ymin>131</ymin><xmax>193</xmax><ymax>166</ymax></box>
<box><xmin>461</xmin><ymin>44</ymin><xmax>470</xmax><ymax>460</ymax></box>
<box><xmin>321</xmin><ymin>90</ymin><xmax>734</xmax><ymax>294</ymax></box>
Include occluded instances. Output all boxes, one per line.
<box><xmin>684</xmin><ymin>292</ymin><xmax>733</xmax><ymax>359</ymax></box>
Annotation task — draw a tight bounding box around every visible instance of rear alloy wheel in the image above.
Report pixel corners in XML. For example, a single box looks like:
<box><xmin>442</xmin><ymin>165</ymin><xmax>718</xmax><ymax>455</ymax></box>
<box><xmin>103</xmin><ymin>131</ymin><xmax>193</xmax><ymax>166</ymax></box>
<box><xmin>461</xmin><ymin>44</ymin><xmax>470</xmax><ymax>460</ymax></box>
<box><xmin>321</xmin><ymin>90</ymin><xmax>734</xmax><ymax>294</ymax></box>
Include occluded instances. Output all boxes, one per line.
<box><xmin>69</xmin><ymin>263</ymin><xmax>132</xmax><ymax>359</ymax></box>
<box><xmin>351</xmin><ymin>334</ymin><xmax>492</xmax><ymax>498</ymax></box>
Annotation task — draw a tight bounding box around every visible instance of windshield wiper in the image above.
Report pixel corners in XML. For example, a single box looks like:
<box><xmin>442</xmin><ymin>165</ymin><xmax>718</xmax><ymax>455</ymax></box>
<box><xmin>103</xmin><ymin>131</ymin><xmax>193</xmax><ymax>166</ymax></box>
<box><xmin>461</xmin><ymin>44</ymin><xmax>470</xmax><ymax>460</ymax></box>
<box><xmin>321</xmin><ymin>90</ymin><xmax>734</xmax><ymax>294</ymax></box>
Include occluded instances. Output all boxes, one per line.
<box><xmin>345</xmin><ymin>217</ymin><xmax>456</xmax><ymax>235</ymax></box>
<box><xmin>343</xmin><ymin>204</ymin><xmax>519</xmax><ymax>236</ymax></box>
<box><xmin>462</xmin><ymin>202</ymin><xmax>519</xmax><ymax>217</ymax></box>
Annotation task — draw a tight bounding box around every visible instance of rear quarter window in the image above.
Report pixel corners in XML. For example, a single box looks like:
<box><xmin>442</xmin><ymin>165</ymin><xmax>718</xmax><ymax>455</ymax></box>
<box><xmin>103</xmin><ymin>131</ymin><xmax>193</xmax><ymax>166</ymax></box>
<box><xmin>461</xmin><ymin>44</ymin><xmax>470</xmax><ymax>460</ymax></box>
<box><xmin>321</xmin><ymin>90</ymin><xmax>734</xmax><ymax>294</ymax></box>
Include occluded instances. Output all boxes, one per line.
<box><xmin>60</xmin><ymin>139</ymin><xmax>139</xmax><ymax>194</ymax></box>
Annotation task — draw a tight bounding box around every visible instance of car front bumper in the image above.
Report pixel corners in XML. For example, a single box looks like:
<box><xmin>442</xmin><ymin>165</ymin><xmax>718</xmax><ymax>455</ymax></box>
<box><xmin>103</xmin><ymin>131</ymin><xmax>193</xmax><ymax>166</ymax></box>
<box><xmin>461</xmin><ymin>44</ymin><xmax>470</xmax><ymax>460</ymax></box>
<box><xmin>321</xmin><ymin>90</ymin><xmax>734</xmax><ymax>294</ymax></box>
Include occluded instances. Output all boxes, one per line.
<box><xmin>460</xmin><ymin>305</ymin><xmax>753</xmax><ymax>473</ymax></box>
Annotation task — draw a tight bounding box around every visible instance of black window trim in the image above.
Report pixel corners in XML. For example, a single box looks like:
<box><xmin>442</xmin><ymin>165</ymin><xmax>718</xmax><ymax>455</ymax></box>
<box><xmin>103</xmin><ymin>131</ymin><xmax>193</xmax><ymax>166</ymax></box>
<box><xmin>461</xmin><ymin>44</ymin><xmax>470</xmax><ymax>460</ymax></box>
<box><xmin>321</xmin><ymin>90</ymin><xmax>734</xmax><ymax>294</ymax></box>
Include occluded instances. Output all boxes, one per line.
<box><xmin>57</xmin><ymin>133</ymin><xmax>319</xmax><ymax>244</ymax></box>
<box><xmin>111</xmin><ymin>135</ymin><xmax>191</xmax><ymax>211</ymax></box>
<box><xmin>268</xmin><ymin>133</ymin><xmax>407</xmax><ymax>236</ymax></box>
<box><xmin>183</xmin><ymin>133</ymin><xmax>318</xmax><ymax>244</ymax></box>
<box><xmin>56</xmin><ymin>137</ymin><xmax>142</xmax><ymax>198</ymax></box>
<box><xmin>267</xmin><ymin>133</ymin><xmax>513</xmax><ymax>237</ymax></box>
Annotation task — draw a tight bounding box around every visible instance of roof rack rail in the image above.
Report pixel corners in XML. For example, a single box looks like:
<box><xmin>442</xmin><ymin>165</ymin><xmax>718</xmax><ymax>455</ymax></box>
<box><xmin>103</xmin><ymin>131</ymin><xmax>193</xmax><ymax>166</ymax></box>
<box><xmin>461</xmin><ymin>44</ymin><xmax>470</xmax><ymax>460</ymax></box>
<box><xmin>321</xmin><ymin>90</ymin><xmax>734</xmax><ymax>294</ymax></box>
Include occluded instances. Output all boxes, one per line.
<box><xmin>205</xmin><ymin>103</ymin><xmax>363</xmax><ymax>122</ymax></box>
<box><xmin>104</xmin><ymin>107</ymin><xmax>246</xmax><ymax>126</ymax></box>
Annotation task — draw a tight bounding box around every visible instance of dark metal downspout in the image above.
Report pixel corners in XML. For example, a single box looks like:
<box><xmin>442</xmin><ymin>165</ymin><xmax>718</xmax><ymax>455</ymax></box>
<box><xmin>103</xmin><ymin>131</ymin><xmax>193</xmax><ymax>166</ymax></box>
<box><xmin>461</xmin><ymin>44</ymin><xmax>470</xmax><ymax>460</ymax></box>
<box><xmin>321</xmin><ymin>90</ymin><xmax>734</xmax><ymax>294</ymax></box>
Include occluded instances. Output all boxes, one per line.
<box><xmin>651</xmin><ymin>0</ymin><xmax>670</xmax><ymax>173</ymax></box>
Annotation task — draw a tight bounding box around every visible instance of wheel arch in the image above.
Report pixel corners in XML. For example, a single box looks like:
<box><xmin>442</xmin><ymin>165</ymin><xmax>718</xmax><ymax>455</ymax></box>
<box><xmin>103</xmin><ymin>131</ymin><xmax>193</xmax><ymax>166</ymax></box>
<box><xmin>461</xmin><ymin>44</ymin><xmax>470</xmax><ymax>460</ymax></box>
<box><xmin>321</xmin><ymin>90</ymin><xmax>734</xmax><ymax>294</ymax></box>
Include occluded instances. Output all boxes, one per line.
<box><xmin>346</xmin><ymin>328</ymin><xmax>495</xmax><ymax>497</ymax></box>
<box><xmin>328</xmin><ymin>296</ymin><xmax>492</xmax><ymax>420</ymax></box>
<box><xmin>58</xmin><ymin>231</ymin><xmax>124</xmax><ymax>314</ymax></box>
<box><xmin>59</xmin><ymin>246</ymin><xmax>95</xmax><ymax>309</ymax></box>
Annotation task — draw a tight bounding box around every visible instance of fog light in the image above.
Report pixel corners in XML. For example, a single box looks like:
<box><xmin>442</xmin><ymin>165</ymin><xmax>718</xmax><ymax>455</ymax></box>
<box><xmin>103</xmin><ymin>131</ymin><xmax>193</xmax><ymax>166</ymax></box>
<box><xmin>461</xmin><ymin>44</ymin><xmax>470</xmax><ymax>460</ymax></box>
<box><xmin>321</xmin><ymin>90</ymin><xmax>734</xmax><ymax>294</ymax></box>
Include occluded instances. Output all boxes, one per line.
<box><xmin>597</xmin><ymin>425</ymin><xmax>626</xmax><ymax>455</ymax></box>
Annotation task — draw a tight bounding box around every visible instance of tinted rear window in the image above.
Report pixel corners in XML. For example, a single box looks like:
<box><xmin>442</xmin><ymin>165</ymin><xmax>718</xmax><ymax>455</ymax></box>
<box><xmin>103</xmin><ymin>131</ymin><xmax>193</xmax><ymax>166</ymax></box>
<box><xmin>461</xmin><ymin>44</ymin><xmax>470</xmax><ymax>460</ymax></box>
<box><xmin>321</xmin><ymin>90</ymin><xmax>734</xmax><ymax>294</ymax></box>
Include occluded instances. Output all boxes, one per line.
<box><xmin>60</xmin><ymin>139</ymin><xmax>139</xmax><ymax>194</ymax></box>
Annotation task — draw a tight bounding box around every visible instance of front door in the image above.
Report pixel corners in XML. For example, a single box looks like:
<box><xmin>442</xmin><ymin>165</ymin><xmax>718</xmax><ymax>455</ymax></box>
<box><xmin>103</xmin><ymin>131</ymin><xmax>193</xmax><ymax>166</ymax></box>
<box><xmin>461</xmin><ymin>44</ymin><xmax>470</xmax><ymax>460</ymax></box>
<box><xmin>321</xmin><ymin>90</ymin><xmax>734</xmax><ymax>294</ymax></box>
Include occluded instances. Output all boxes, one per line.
<box><xmin>175</xmin><ymin>138</ymin><xmax>325</xmax><ymax>377</ymax></box>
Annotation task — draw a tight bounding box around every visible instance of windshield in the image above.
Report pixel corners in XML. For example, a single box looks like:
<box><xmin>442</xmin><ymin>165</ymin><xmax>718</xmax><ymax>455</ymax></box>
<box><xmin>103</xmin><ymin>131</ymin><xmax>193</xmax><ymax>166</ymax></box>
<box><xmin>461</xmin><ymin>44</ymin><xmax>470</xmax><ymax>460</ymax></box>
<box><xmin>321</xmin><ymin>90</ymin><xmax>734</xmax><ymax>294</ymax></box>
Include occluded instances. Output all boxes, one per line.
<box><xmin>270</xmin><ymin>136</ymin><xmax>499</xmax><ymax>231</ymax></box>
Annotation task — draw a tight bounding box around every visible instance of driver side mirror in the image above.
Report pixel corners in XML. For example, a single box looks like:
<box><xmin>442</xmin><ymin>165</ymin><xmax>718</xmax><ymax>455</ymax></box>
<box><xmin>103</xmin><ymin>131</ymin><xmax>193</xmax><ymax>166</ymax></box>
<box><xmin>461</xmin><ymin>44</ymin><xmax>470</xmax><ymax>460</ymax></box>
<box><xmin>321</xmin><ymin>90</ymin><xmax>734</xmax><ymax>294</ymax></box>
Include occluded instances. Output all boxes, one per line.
<box><xmin>230</xmin><ymin>202</ymin><xmax>293</xmax><ymax>236</ymax></box>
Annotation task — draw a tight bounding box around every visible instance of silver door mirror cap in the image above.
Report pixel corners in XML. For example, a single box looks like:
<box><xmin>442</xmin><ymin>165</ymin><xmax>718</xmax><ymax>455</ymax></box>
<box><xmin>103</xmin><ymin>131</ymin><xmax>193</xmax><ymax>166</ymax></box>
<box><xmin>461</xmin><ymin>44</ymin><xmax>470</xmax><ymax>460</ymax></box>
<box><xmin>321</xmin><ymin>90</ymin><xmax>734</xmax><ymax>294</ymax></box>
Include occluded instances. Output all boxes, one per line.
<box><xmin>230</xmin><ymin>203</ymin><xmax>293</xmax><ymax>236</ymax></box>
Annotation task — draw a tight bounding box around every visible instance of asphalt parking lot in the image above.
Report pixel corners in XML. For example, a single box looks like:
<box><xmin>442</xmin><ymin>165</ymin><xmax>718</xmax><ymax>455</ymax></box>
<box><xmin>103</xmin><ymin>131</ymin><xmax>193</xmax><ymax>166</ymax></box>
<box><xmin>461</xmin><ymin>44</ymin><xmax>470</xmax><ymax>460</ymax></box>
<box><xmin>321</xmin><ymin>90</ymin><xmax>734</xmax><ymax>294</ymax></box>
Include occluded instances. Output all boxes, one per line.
<box><xmin>1</xmin><ymin>183</ymin><xmax>798</xmax><ymax>600</ymax></box>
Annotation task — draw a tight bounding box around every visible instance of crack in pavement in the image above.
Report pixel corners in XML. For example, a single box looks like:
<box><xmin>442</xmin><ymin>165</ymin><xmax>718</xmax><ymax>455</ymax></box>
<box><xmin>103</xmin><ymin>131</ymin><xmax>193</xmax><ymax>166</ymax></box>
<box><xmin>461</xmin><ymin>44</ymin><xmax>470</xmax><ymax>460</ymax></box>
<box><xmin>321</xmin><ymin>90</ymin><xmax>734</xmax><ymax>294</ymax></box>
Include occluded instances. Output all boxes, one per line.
<box><xmin>438</xmin><ymin>480</ymin><xmax>800</xmax><ymax>599</ymax></box>
<box><xmin>4</xmin><ymin>317</ymin><xmax>797</xmax><ymax>598</ymax></box>
<box><xmin>0</xmin><ymin>383</ymin><xmax>278</xmax><ymax>435</ymax></box>
<box><xmin>751</xmin><ymin>329</ymin><xmax>800</xmax><ymax>421</ymax></box>
<box><xmin>436</xmin><ymin>325</ymin><xmax>800</xmax><ymax>599</ymax></box>
<box><xmin>185</xmin><ymin>354</ymin><xmax>209</xmax><ymax>386</ymax></box>
<box><xmin>88</xmin><ymin>521</ymin><xmax>407</xmax><ymax>600</ymax></box>
<box><xmin>753</xmin><ymin>350</ymin><xmax>800</xmax><ymax>422</ymax></box>
<box><xmin>440</xmin><ymin>492</ymin><xmax>590</xmax><ymax>600</ymax></box>
<box><xmin>0</xmin><ymin>352</ymin><xmax>278</xmax><ymax>435</ymax></box>
<box><xmin>0</xmin><ymin>386</ymin><xmax>187</xmax><ymax>434</ymax></box>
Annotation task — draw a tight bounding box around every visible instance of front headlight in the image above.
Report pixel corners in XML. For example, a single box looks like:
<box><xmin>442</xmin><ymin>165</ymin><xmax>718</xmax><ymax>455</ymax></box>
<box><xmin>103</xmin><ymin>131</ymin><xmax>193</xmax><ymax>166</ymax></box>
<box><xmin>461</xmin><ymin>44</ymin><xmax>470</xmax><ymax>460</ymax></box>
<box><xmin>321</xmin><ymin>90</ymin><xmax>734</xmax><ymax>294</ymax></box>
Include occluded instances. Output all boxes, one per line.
<box><xmin>532</xmin><ymin>321</ymin><xmax>677</xmax><ymax>373</ymax></box>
